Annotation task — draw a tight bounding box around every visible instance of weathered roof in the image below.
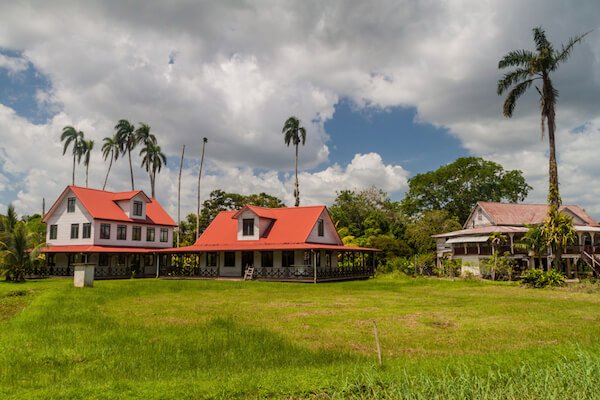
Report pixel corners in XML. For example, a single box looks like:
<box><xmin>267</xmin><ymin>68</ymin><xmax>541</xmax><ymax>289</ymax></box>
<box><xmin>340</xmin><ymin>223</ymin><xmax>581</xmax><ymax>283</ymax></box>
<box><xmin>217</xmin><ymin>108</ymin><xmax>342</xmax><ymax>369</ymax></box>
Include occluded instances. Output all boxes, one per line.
<box><xmin>433</xmin><ymin>225</ymin><xmax>529</xmax><ymax>238</ymax></box>
<box><xmin>475</xmin><ymin>202</ymin><xmax>598</xmax><ymax>227</ymax></box>
<box><xmin>43</xmin><ymin>186</ymin><xmax>177</xmax><ymax>226</ymax></box>
<box><xmin>41</xmin><ymin>245</ymin><xmax>160</xmax><ymax>253</ymax></box>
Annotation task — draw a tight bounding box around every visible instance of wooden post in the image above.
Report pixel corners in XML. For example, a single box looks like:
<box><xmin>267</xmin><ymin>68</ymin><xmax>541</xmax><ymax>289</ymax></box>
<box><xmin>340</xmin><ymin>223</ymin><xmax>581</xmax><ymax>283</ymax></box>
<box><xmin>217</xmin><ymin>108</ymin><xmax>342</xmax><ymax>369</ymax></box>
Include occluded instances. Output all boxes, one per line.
<box><xmin>313</xmin><ymin>250</ymin><xmax>317</xmax><ymax>283</ymax></box>
<box><xmin>373</xmin><ymin>320</ymin><xmax>382</xmax><ymax>366</ymax></box>
<box><xmin>196</xmin><ymin>138</ymin><xmax>208</xmax><ymax>241</ymax></box>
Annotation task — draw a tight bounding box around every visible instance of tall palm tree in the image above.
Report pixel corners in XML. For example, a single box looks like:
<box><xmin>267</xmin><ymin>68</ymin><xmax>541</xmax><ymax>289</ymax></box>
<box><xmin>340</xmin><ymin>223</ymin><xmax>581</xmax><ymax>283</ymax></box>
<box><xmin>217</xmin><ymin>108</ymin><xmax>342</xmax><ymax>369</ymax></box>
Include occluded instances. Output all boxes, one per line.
<box><xmin>60</xmin><ymin>126</ymin><xmax>85</xmax><ymax>186</ymax></box>
<box><xmin>79</xmin><ymin>139</ymin><xmax>94</xmax><ymax>188</ymax></box>
<box><xmin>115</xmin><ymin>119</ymin><xmax>137</xmax><ymax>190</ymax></box>
<box><xmin>497</xmin><ymin>27</ymin><xmax>588</xmax><ymax>208</ymax></box>
<box><xmin>282</xmin><ymin>116</ymin><xmax>306</xmax><ymax>207</ymax></box>
<box><xmin>135</xmin><ymin>123</ymin><xmax>159</xmax><ymax>195</ymax></box>
<box><xmin>101</xmin><ymin>134</ymin><xmax>120</xmax><ymax>190</ymax></box>
<box><xmin>140</xmin><ymin>142</ymin><xmax>166</xmax><ymax>198</ymax></box>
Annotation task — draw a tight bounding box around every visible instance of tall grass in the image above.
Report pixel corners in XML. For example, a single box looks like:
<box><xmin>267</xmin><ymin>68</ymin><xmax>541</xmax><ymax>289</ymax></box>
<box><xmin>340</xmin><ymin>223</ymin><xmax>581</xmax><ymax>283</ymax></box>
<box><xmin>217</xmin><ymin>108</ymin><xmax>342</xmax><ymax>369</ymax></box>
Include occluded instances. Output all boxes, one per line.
<box><xmin>0</xmin><ymin>277</ymin><xmax>598</xmax><ymax>399</ymax></box>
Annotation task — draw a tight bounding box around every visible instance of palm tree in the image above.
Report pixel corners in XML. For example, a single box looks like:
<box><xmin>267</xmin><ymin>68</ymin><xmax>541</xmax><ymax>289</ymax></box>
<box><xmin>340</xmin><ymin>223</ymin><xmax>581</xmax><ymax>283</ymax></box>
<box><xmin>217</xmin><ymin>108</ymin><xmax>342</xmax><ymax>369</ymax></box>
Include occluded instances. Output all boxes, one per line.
<box><xmin>282</xmin><ymin>116</ymin><xmax>306</xmax><ymax>207</ymax></box>
<box><xmin>101</xmin><ymin>135</ymin><xmax>120</xmax><ymax>190</ymax></box>
<box><xmin>519</xmin><ymin>224</ymin><xmax>548</xmax><ymax>270</ymax></box>
<box><xmin>140</xmin><ymin>141</ymin><xmax>166</xmax><ymax>198</ymax></box>
<box><xmin>79</xmin><ymin>139</ymin><xmax>94</xmax><ymax>188</ymax></box>
<box><xmin>0</xmin><ymin>221</ymin><xmax>44</xmax><ymax>282</ymax></box>
<box><xmin>115</xmin><ymin>119</ymin><xmax>137</xmax><ymax>190</ymax></box>
<box><xmin>497</xmin><ymin>27</ymin><xmax>588</xmax><ymax>209</ymax></box>
<box><xmin>135</xmin><ymin>123</ymin><xmax>159</xmax><ymax>195</ymax></box>
<box><xmin>60</xmin><ymin>126</ymin><xmax>85</xmax><ymax>186</ymax></box>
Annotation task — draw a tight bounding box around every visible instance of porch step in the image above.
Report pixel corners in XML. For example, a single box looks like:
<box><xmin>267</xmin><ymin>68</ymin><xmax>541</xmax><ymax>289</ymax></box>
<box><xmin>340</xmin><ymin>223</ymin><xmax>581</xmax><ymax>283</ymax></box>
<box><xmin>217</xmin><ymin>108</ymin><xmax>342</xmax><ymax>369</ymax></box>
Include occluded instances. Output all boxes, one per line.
<box><xmin>244</xmin><ymin>266</ymin><xmax>254</xmax><ymax>281</ymax></box>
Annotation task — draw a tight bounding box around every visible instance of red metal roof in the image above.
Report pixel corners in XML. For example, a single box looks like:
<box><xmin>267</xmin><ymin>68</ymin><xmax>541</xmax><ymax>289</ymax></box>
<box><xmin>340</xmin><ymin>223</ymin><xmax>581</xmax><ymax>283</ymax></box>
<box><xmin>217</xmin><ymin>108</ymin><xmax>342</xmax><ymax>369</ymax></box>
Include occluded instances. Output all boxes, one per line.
<box><xmin>41</xmin><ymin>245</ymin><xmax>162</xmax><ymax>253</ymax></box>
<box><xmin>161</xmin><ymin>205</ymin><xmax>376</xmax><ymax>253</ymax></box>
<box><xmin>43</xmin><ymin>186</ymin><xmax>176</xmax><ymax>226</ymax></box>
<box><xmin>476</xmin><ymin>202</ymin><xmax>598</xmax><ymax>227</ymax></box>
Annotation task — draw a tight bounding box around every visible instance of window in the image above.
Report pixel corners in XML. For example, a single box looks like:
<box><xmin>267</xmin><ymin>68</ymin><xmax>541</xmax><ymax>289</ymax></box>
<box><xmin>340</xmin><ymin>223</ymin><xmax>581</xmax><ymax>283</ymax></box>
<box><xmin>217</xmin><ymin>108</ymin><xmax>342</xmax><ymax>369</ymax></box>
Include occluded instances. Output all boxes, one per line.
<box><xmin>117</xmin><ymin>225</ymin><xmax>127</xmax><ymax>240</ymax></box>
<box><xmin>49</xmin><ymin>224</ymin><xmax>58</xmax><ymax>240</ymax></box>
<box><xmin>132</xmin><ymin>226</ymin><xmax>141</xmax><ymax>241</ymax></box>
<box><xmin>261</xmin><ymin>251</ymin><xmax>273</xmax><ymax>268</ymax></box>
<box><xmin>146</xmin><ymin>227</ymin><xmax>155</xmax><ymax>242</ymax></box>
<box><xmin>282</xmin><ymin>251</ymin><xmax>294</xmax><ymax>268</ymax></box>
<box><xmin>160</xmin><ymin>228</ymin><xmax>168</xmax><ymax>242</ymax></box>
<box><xmin>116</xmin><ymin>255</ymin><xmax>126</xmax><ymax>267</ymax></box>
<box><xmin>47</xmin><ymin>254</ymin><xmax>56</xmax><ymax>267</ymax></box>
<box><xmin>67</xmin><ymin>197</ymin><xmax>76</xmax><ymax>213</ymax></box>
<box><xmin>99</xmin><ymin>254</ymin><xmax>110</xmax><ymax>266</ymax></box>
<box><xmin>318</xmin><ymin>219</ymin><xmax>324</xmax><ymax>236</ymax></box>
<box><xmin>82</xmin><ymin>223</ymin><xmax>91</xmax><ymax>239</ymax></box>
<box><xmin>315</xmin><ymin>251</ymin><xmax>321</xmax><ymax>267</ymax></box>
<box><xmin>224</xmin><ymin>251</ymin><xmax>236</xmax><ymax>267</ymax></box>
<box><xmin>133</xmin><ymin>201</ymin><xmax>143</xmax><ymax>216</ymax></box>
<box><xmin>100</xmin><ymin>223</ymin><xmax>111</xmax><ymax>239</ymax></box>
<box><xmin>206</xmin><ymin>252</ymin><xmax>217</xmax><ymax>267</ymax></box>
<box><xmin>144</xmin><ymin>255</ymin><xmax>154</xmax><ymax>266</ymax></box>
<box><xmin>70</xmin><ymin>223</ymin><xmax>79</xmax><ymax>239</ymax></box>
<box><xmin>325</xmin><ymin>251</ymin><xmax>332</xmax><ymax>267</ymax></box>
<box><xmin>242</xmin><ymin>218</ymin><xmax>254</xmax><ymax>236</ymax></box>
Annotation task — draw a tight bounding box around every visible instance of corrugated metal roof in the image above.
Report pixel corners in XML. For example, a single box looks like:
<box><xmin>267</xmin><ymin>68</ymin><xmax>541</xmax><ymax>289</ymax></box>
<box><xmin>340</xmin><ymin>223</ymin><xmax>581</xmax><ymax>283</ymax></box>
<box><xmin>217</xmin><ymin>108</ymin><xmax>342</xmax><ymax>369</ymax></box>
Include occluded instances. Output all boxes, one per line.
<box><xmin>445</xmin><ymin>235</ymin><xmax>489</xmax><ymax>244</ymax></box>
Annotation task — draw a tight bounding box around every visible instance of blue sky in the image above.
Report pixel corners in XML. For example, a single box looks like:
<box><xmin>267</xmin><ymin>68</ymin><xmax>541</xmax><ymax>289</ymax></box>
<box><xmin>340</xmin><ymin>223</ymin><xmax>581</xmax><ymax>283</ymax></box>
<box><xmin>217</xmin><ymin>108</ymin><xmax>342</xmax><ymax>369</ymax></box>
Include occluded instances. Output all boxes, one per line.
<box><xmin>1</xmin><ymin>1</ymin><xmax>600</xmax><ymax>219</ymax></box>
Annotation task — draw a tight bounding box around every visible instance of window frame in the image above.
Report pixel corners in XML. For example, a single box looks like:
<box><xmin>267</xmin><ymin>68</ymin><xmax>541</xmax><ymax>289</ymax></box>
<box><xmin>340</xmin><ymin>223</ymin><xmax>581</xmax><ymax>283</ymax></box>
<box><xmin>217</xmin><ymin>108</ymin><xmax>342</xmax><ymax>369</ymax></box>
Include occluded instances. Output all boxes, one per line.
<box><xmin>282</xmin><ymin>251</ymin><xmax>294</xmax><ymax>268</ymax></box>
<box><xmin>100</xmin><ymin>223</ymin><xmax>111</xmax><ymax>240</ymax></box>
<box><xmin>146</xmin><ymin>227</ymin><xmax>155</xmax><ymax>242</ymax></box>
<box><xmin>317</xmin><ymin>219</ymin><xmax>324</xmax><ymax>237</ymax></box>
<box><xmin>132</xmin><ymin>201</ymin><xmax>143</xmax><ymax>217</ymax></box>
<box><xmin>49</xmin><ymin>224</ymin><xmax>58</xmax><ymax>240</ymax></box>
<box><xmin>242</xmin><ymin>218</ymin><xmax>254</xmax><ymax>236</ymax></box>
<box><xmin>82</xmin><ymin>223</ymin><xmax>91</xmax><ymax>239</ymax></box>
<box><xmin>117</xmin><ymin>225</ymin><xmax>127</xmax><ymax>241</ymax></box>
<box><xmin>224</xmin><ymin>251</ymin><xmax>236</xmax><ymax>267</ymax></box>
<box><xmin>206</xmin><ymin>252</ymin><xmax>218</xmax><ymax>267</ymax></box>
<box><xmin>70</xmin><ymin>223</ymin><xmax>79</xmax><ymax>239</ymax></box>
<box><xmin>132</xmin><ymin>226</ymin><xmax>142</xmax><ymax>241</ymax></box>
<box><xmin>261</xmin><ymin>251</ymin><xmax>273</xmax><ymax>268</ymax></box>
<box><xmin>67</xmin><ymin>197</ymin><xmax>76</xmax><ymax>213</ymax></box>
<box><xmin>99</xmin><ymin>254</ymin><xmax>110</xmax><ymax>267</ymax></box>
<box><xmin>160</xmin><ymin>228</ymin><xmax>169</xmax><ymax>242</ymax></box>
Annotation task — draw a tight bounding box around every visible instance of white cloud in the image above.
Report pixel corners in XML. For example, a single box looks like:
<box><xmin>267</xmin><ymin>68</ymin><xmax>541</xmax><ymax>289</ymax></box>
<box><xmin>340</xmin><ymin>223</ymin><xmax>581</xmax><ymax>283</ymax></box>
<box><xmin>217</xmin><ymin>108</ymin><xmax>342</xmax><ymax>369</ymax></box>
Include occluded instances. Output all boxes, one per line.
<box><xmin>0</xmin><ymin>53</ymin><xmax>28</xmax><ymax>76</ymax></box>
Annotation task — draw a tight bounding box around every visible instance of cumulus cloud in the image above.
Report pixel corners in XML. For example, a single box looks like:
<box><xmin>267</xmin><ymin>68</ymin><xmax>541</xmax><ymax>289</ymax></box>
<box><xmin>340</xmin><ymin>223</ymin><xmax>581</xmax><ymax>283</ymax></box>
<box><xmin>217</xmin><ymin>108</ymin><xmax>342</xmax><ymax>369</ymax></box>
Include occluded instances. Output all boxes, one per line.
<box><xmin>0</xmin><ymin>53</ymin><xmax>28</xmax><ymax>76</ymax></box>
<box><xmin>0</xmin><ymin>0</ymin><xmax>599</xmax><ymax>217</ymax></box>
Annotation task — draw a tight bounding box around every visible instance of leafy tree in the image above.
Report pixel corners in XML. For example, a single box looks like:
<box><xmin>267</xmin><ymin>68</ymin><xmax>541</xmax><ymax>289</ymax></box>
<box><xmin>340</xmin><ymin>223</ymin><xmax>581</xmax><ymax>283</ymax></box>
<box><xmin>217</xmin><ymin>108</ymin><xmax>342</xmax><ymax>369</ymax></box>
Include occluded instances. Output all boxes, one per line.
<box><xmin>79</xmin><ymin>139</ymin><xmax>94</xmax><ymax>188</ymax></box>
<box><xmin>282</xmin><ymin>116</ymin><xmax>306</xmax><ymax>207</ymax></box>
<box><xmin>0</xmin><ymin>221</ymin><xmax>44</xmax><ymax>281</ymax></box>
<box><xmin>541</xmin><ymin>189</ymin><xmax>576</xmax><ymax>270</ymax></box>
<box><xmin>101</xmin><ymin>134</ymin><xmax>120</xmax><ymax>190</ymax></box>
<box><xmin>402</xmin><ymin>157</ymin><xmax>531</xmax><ymax>224</ymax></box>
<box><xmin>140</xmin><ymin>141</ymin><xmax>166</xmax><ymax>198</ymax></box>
<box><xmin>115</xmin><ymin>119</ymin><xmax>137</xmax><ymax>190</ymax></box>
<box><xmin>497</xmin><ymin>27</ymin><xmax>588</xmax><ymax>208</ymax></box>
<box><xmin>518</xmin><ymin>224</ymin><xmax>547</xmax><ymax>269</ymax></box>
<box><xmin>60</xmin><ymin>126</ymin><xmax>84</xmax><ymax>186</ymax></box>
<box><xmin>405</xmin><ymin>210</ymin><xmax>461</xmax><ymax>254</ymax></box>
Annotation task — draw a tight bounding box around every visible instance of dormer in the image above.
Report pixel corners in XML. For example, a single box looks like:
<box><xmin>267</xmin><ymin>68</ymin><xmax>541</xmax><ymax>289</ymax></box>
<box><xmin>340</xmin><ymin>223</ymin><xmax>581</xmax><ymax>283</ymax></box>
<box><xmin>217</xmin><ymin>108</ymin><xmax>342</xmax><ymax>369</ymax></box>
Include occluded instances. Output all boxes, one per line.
<box><xmin>114</xmin><ymin>191</ymin><xmax>151</xmax><ymax>220</ymax></box>
<box><xmin>233</xmin><ymin>206</ymin><xmax>276</xmax><ymax>241</ymax></box>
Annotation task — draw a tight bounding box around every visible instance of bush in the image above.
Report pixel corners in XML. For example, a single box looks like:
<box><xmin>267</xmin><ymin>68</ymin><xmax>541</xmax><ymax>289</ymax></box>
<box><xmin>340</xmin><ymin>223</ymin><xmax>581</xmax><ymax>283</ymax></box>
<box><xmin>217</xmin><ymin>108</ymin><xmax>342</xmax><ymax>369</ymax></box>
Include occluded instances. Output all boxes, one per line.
<box><xmin>520</xmin><ymin>269</ymin><xmax>565</xmax><ymax>288</ymax></box>
<box><xmin>377</xmin><ymin>256</ymin><xmax>415</xmax><ymax>276</ymax></box>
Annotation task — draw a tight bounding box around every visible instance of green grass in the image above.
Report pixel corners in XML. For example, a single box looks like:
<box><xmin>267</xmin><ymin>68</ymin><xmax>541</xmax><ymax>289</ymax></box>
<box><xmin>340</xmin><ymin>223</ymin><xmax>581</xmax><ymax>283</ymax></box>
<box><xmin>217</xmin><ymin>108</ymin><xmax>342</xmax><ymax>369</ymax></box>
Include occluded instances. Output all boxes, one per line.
<box><xmin>0</xmin><ymin>277</ymin><xmax>599</xmax><ymax>399</ymax></box>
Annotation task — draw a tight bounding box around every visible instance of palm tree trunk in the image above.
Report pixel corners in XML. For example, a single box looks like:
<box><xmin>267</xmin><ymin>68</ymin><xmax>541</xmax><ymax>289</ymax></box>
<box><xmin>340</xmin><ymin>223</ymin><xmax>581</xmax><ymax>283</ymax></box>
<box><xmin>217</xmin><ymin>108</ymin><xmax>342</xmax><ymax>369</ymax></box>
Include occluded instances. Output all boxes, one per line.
<box><xmin>294</xmin><ymin>143</ymin><xmax>299</xmax><ymax>207</ymax></box>
<box><xmin>72</xmin><ymin>153</ymin><xmax>76</xmax><ymax>186</ymax></box>
<box><xmin>150</xmin><ymin>170</ymin><xmax>155</xmax><ymax>198</ymax></box>
<box><xmin>86</xmin><ymin>164</ymin><xmax>89</xmax><ymax>187</ymax></box>
<box><xmin>128</xmin><ymin>148</ymin><xmax>134</xmax><ymax>190</ymax></box>
<box><xmin>103</xmin><ymin>156</ymin><xmax>113</xmax><ymax>191</ymax></box>
<box><xmin>196</xmin><ymin>139</ymin><xmax>207</xmax><ymax>240</ymax></box>
<box><xmin>177</xmin><ymin>144</ymin><xmax>185</xmax><ymax>248</ymax></box>
<box><xmin>547</xmin><ymin>109</ymin><xmax>559</xmax><ymax>208</ymax></box>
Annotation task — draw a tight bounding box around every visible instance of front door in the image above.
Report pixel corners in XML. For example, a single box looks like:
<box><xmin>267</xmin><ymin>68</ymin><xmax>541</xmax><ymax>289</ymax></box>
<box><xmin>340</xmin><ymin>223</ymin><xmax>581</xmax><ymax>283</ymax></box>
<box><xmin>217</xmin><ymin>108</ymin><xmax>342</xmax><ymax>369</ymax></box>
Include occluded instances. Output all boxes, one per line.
<box><xmin>242</xmin><ymin>251</ymin><xmax>254</xmax><ymax>275</ymax></box>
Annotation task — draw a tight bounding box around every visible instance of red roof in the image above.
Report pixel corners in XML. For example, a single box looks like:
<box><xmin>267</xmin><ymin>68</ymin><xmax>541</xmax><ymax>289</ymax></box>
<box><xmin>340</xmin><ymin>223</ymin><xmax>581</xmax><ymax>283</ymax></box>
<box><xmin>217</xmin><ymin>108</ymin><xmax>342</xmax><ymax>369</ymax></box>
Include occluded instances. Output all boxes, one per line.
<box><xmin>162</xmin><ymin>205</ymin><xmax>377</xmax><ymax>253</ymax></box>
<box><xmin>41</xmin><ymin>245</ymin><xmax>161</xmax><ymax>253</ymax></box>
<box><xmin>43</xmin><ymin>186</ymin><xmax>176</xmax><ymax>226</ymax></box>
<box><xmin>476</xmin><ymin>202</ymin><xmax>598</xmax><ymax>227</ymax></box>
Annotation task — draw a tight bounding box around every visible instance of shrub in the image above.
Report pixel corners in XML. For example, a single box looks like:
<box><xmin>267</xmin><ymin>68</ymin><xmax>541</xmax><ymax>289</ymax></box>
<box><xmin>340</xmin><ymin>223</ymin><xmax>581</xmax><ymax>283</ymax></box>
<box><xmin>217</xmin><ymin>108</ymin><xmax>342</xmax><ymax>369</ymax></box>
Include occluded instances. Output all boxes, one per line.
<box><xmin>520</xmin><ymin>269</ymin><xmax>565</xmax><ymax>288</ymax></box>
<box><xmin>377</xmin><ymin>256</ymin><xmax>414</xmax><ymax>276</ymax></box>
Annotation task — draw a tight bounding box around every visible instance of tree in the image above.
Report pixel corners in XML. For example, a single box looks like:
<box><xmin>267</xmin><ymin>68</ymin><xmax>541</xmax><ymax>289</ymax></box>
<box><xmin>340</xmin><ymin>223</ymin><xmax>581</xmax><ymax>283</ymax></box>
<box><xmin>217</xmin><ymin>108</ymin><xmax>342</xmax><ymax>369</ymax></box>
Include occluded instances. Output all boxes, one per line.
<box><xmin>282</xmin><ymin>116</ymin><xmax>306</xmax><ymax>207</ymax></box>
<box><xmin>79</xmin><ymin>139</ymin><xmax>94</xmax><ymax>188</ymax></box>
<box><xmin>497</xmin><ymin>27</ymin><xmax>588</xmax><ymax>208</ymax></box>
<box><xmin>519</xmin><ymin>224</ymin><xmax>547</xmax><ymax>269</ymax></box>
<box><xmin>101</xmin><ymin>134</ymin><xmax>120</xmax><ymax>190</ymax></box>
<box><xmin>405</xmin><ymin>210</ymin><xmax>461</xmax><ymax>254</ymax></box>
<box><xmin>541</xmin><ymin>189</ymin><xmax>576</xmax><ymax>270</ymax></box>
<box><xmin>402</xmin><ymin>157</ymin><xmax>531</xmax><ymax>224</ymax></box>
<box><xmin>139</xmin><ymin>141</ymin><xmax>166</xmax><ymax>198</ymax></box>
<box><xmin>115</xmin><ymin>119</ymin><xmax>137</xmax><ymax>190</ymax></box>
<box><xmin>60</xmin><ymin>126</ymin><xmax>84</xmax><ymax>186</ymax></box>
<box><xmin>0</xmin><ymin>221</ymin><xmax>44</xmax><ymax>281</ymax></box>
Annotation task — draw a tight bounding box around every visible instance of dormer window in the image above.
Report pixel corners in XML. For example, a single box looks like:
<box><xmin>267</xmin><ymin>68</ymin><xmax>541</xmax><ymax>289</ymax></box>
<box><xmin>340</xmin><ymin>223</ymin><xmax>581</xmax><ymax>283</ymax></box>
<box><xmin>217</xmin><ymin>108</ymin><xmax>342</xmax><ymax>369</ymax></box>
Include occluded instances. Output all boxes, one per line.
<box><xmin>318</xmin><ymin>219</ymin><xmax>324</xmax><ymax>236</ymax></box>
<box><xmin>67</xmin><ymin>197</ymin><xmax>76</xmax><ymax>213</ymax></box>
<box><xmin>133</xmin><ymin>201</ymin><xmax>143</xmax><ymax>217</ymax></box>
<box><xmin>243</xmin><ymin>219</ymin><xmax>254</xmax><ymax>236</ymax></box>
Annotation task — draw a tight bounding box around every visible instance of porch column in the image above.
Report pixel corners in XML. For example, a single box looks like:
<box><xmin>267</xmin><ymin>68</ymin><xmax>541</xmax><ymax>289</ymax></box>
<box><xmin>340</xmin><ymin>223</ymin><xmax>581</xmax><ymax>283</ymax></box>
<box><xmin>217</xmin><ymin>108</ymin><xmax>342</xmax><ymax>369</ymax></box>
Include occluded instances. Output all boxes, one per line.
<box><xmin>577</xmin><ymin>232</ymin><xmax>584</xmax><ymax>246</ymax></box>
<box><xmin>313</xmin><ymin>250</ymin><xmax>317</xmax><ymax>284</ymax></box>
<box><xmin>509</xmin><ymin>233</ymin><xmax>514</xmax><ymax>255</ymax></box>
<box><xmin>155</xmin><ymin>253</ymin><xmax>160</xmax><ymax>278</ymax></box>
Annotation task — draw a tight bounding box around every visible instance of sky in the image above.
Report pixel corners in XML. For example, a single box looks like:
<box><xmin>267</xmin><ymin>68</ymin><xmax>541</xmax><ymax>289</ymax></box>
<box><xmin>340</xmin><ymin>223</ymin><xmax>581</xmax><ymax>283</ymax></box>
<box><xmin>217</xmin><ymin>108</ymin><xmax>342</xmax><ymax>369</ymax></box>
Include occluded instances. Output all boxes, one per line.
<box><xmin>1</xmin><ymin>1</ymin><xmax>600</xmax><ymax>220</ymax></box>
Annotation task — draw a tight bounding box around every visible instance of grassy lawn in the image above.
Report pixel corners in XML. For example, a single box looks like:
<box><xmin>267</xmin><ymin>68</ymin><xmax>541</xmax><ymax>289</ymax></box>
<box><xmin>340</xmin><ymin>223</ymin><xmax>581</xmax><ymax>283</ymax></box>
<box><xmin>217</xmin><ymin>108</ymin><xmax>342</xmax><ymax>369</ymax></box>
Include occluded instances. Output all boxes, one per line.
<box><xmin>0</xmin><ymin>276</ymin><xmax>598</xmax><ymax>399</ymax></box>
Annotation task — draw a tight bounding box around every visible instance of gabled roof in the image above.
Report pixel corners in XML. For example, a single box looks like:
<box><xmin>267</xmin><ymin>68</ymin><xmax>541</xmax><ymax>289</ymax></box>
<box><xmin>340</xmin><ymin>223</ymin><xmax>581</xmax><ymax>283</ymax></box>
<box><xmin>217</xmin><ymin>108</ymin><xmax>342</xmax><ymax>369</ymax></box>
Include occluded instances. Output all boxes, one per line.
<box><xmin>232</xmin><ymin>205</ymin><xmax>278</xmax><ymax>220</ymax></box>
<box><xmin>471</xmin><ymin>202</ymin><xmax>598</xmax><ymax>227</ymax></box>
<box><xmin>43</xmin><ymin>186</ymin><xmax>176</xmax><ymax>226</ymax></box>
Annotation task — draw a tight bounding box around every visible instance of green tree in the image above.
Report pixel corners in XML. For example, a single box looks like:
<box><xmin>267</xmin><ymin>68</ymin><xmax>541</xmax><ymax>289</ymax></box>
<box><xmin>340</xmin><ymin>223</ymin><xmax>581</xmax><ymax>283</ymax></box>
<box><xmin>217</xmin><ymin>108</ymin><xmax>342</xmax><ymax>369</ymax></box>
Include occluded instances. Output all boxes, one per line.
<box><xmin>541</xmin><ymin>189</ymin><xmax>575</xmax><ymax>270</ymax></box>
<box><xmin>60</xmin><ymin>126</ymin><xmax>84</xmax><ymax>186</ymax></box>
<box><xmin>282</xmin><ymin>116</ymin><xmax>306</xmax><ymax>207</ymax></box>
<box><xmin>405</xmin><ymin>210</ymin><xmax>461</xmax><ymax>254</ymax></box>
<box><xmin>0</xmin><ymin>221</ymin><xmax>44</xmax><ymax>281</ymax></box>
<box><xmin>79</xmin><ymin>139</ymin><xmax>94</xmax><ymax>188</ymax></box>
<box><xmin>402</xmin><ymin>157</ymin><xmax>531</xmax><ymax>224</ymax></box>
<box><xmin>101</xmin><ymin>134</ymin><xmax>120</xmax><ymax>190</ymax></box>
<box><xmin>139</xmin><ymin>141</ymin><xmax>166</xmax><ymax>198</ymax></box>
<box><xmin>497</xmin><ymin>27</ymin><xmax>588</xmax><ymax>208</ymax></box>
<box><xmin>115</xmin><ymin>119</ymin><xmax>137</xmax><ymax>190</ymax></box>
<box><xmin>519</xmin><ymin>224</ymin><xmax>547</xmax><ymax>269</ymax></box>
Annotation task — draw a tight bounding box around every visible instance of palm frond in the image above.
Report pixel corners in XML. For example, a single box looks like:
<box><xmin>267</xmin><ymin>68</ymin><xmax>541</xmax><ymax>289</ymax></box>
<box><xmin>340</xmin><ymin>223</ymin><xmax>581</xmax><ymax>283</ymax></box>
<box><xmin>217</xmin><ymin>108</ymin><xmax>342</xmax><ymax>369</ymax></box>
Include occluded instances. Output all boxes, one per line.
<box><xmin>552</xmin><ymin>31</ymin><xmax>590</xmax><ymax>69</ymax></box>
<box><xmin>502</xmin><ymin>79</ymin><xmax>534</xmax><ymax>117</ymax></box>
<box><xmin>498</xmin><ymin>50</ymin><xmax>534</xmax><ymax>69</ymax></box>
<box><xmin>496</xmin><ymin>68</ymin><xmax>535</xmax><ymax>95</ymax></box>
<box><xmin>533</xmin><ymin>27</ymin><xmax>553</xmax><ymax>54</ymax></box>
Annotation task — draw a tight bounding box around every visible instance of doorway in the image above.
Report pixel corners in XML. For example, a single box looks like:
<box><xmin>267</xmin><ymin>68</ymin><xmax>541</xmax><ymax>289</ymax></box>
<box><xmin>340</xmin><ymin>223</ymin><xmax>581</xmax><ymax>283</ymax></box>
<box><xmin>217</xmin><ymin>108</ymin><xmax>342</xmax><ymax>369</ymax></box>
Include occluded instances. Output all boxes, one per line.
<box><xmin>242</xmin><ymin>251</ymin><xmax>254</xmax><ymax>275</ymax></box>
